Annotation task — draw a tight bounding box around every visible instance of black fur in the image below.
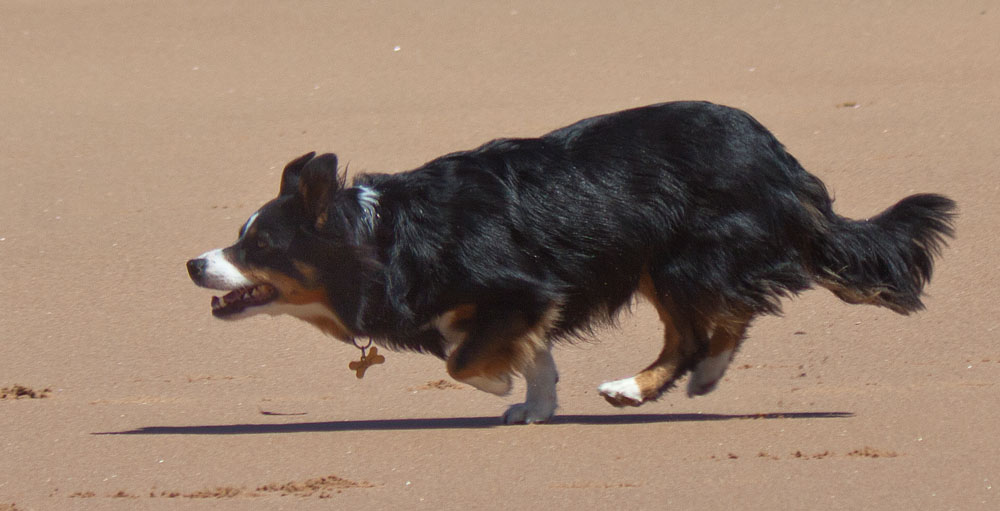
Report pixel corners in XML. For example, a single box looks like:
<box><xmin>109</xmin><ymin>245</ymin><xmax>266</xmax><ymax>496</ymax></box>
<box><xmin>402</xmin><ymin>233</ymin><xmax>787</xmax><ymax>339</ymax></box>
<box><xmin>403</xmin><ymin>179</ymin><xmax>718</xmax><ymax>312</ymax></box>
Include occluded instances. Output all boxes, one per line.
<box><xmin>260</xmin><ymin>101</ymin><xmax>956</xmax><ymax>364</ymax></box>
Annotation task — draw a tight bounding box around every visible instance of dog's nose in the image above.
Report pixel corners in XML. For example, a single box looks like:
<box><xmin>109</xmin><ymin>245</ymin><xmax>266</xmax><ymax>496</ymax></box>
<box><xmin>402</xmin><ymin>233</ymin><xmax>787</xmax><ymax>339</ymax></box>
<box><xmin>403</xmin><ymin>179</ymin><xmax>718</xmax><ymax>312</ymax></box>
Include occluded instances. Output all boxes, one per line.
<box><xmin>187</xmin><ymin>258</ymin><xmax>206</xmax><ymax>281</ymax></box>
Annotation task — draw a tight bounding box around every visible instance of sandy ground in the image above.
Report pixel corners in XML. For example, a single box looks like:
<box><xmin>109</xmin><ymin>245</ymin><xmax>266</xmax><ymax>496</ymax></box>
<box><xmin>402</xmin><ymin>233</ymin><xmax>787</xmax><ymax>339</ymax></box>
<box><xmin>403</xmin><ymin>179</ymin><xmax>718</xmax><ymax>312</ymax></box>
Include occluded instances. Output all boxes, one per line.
<box><xmin>2</xmin><ymin>1</ymin><xmax>999</xmax><ymax>509</ymax></box>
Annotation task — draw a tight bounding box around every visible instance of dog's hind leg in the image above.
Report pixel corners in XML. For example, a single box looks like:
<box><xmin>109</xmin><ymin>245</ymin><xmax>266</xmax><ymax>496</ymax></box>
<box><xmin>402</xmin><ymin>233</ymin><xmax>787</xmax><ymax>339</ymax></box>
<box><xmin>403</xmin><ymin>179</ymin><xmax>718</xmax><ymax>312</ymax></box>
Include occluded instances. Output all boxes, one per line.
<box><xmin>598</xmin><ymin>273</ymin><xmax>704</xmax><ymax>407</ymax></box>
<box><xmin>686</xmin><ymin>313</ymin><xmax>752</xmax><ymax>397</ymax></box>
<box><xmin>502</xmin><ymin>347</ymin><xmax>559</xmax><ymax>424</ymax></box>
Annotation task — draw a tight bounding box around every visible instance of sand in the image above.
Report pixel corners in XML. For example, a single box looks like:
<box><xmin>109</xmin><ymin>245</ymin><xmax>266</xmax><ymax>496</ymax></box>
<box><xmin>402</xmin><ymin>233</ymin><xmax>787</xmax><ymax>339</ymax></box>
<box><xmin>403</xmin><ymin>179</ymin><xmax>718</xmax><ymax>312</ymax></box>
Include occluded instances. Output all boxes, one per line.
<box><xmin>2</xmin><ymin>1</ymin><xmax>998</xmax><ymax>509</ymax></box>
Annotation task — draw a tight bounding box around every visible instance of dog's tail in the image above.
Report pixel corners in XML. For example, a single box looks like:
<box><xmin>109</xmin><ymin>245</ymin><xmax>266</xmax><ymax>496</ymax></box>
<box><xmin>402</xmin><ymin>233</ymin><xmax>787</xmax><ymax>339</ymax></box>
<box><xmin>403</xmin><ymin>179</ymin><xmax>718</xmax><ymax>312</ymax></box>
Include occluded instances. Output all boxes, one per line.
<box><xmin>810</xmin><ymin>193</ymin><xmax>957</xmax><ymax>314</ymax></box>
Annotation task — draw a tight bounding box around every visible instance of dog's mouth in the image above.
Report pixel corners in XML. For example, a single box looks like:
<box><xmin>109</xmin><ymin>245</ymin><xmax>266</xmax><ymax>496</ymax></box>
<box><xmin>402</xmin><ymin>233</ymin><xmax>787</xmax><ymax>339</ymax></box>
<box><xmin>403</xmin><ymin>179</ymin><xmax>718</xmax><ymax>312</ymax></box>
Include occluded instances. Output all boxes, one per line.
<box><xmin>211</xmin><ymin>284</ymin><xmax>278</xmax><ymax>318</ymax></box>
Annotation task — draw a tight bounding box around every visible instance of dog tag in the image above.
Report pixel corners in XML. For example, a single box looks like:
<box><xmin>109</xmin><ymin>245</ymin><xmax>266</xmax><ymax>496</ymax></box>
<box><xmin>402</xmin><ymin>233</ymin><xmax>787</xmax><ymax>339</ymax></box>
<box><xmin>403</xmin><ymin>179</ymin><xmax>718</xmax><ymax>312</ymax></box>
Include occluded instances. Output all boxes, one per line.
<box><xmin>349</xmin><ymin>346</ymin><xmax>385</xmax><ymax>379</ymax></box>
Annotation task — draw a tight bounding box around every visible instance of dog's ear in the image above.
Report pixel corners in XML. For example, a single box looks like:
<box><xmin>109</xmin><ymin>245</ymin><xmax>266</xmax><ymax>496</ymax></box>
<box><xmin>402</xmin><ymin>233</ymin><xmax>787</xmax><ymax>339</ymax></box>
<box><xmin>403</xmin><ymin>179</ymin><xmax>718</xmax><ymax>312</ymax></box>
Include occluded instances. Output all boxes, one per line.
<box><xmin>279</xmin><ymin>151</ymin><xmax>317</xmax><ymax>196</ymax></box>
<box><xmin>296</xmin><ymin>153</ymin><xmax>342</xmax><ymax>231</ymax></box>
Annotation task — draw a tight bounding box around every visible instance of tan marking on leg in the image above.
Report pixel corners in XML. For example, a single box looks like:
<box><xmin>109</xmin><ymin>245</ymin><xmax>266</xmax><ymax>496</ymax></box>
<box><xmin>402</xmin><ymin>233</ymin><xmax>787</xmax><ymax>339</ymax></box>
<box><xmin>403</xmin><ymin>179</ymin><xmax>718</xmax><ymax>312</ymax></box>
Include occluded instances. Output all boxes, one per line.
<box><xmin>438</xmin><ymin>304</ymin><xmax>477</xmax><ymax>334</ymax></box>
<box><xmin>629</xmin><ymin>272</ymin><xmax>684</xmax><ymax>401</ymax></box>
<box><xmin>707</xmin><ymin>312</ymin><xmax>752</xmax><ymax>355</ymax></box>
<box><xmin>446</xmin><ymin>304</ymin><xmax>561</xmax><ymax>394</ymax></box>
<box><xmin>433</xmin><ymin>304</ymin><xmax>477</xmax><ymax>355</ymax></box>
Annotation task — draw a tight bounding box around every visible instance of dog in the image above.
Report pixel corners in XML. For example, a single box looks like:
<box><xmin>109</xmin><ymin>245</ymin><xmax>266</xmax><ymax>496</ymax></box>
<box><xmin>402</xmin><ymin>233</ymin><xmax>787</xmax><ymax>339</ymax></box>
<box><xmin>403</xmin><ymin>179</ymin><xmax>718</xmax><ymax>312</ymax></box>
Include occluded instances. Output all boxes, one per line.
<box><xmin>187</xmin><ymin>101</ymin><xmax>955</xmax><ymax>424</ymax></box>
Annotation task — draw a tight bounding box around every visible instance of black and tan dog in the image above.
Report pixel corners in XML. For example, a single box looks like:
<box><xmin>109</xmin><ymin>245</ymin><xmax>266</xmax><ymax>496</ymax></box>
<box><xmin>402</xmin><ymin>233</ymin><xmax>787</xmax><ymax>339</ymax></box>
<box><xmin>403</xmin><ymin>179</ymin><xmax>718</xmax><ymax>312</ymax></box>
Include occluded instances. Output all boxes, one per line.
<box><xmin>187</xmin><ymin>101</ymin><xmax>955</xmax><ymax>424</ymax></box>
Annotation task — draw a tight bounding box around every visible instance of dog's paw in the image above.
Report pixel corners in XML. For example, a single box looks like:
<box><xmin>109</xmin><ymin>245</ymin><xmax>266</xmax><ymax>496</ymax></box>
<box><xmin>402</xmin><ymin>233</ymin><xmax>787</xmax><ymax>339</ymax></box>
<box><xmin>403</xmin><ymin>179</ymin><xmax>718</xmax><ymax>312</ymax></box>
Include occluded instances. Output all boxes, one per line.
<box><xmin>686</xmin><ymin>351</ymin><xmax>733</xmax><ymax>397</ymax></box>
<box><xmin>597</xmin><ymin>378</ymin><xmax>645</xmax><ymax>407</ymax></box>
<box><xmin>686</xmin><ymin>378</ymin><xmax>719</xmax><ymax>397</ymax></box>
<box><xmin>502</xmin><ymin>400</ymin><xmax>557</xmax><ymax>425</ymax></box>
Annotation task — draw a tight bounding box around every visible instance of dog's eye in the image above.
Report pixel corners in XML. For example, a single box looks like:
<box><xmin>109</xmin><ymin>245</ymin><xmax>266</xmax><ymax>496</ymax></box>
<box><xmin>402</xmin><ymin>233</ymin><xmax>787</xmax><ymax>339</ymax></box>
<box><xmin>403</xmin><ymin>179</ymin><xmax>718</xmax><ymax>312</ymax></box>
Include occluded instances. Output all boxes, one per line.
<box><xmin>256</xmin><ymin>232</ymin><xmax>273</xmax><ymax>250</ymax></box>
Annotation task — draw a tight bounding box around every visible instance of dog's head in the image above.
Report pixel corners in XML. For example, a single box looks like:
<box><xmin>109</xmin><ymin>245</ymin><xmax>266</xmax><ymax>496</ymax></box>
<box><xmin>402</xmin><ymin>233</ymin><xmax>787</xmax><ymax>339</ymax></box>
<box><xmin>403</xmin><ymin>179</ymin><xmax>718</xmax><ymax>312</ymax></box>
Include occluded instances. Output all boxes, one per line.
<box><xmin>186</xmin><ymin>152</ymin><xmax>379</xmax><ymax>341</ymax></box>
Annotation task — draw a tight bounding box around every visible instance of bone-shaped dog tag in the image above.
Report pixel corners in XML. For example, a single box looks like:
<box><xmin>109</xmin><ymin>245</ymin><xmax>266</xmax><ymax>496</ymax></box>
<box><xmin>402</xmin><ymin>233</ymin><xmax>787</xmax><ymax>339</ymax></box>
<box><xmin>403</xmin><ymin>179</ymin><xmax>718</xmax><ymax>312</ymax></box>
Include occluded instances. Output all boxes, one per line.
<box><xmin>349</xmin><ymin>346</ymin><xmax>385</xmax><ymax>379</ymax></box>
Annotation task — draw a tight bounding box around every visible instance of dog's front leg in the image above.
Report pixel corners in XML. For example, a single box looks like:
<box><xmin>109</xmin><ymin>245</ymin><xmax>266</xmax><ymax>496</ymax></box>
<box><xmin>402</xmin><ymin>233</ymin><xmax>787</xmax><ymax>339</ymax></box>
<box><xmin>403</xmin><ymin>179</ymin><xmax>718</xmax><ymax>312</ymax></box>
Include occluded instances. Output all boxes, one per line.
<box><xmin>501</xmin><ymin>347</ymin><xmax>559</xmax><ymax>425</ymax></box>
<box><xmin>441</xmin><ymin>298</ymin><xmax>562</xmax><ymax>423</ymax></box>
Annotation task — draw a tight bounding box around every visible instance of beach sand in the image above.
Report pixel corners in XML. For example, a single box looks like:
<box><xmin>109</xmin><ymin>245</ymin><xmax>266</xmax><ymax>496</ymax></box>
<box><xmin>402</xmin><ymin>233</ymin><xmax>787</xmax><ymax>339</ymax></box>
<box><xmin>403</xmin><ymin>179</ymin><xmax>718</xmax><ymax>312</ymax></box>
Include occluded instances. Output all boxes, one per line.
<box><xmin>2</xmin><ymin>1</ymin><xmax>998</xmax><ymax>509</ymax></box>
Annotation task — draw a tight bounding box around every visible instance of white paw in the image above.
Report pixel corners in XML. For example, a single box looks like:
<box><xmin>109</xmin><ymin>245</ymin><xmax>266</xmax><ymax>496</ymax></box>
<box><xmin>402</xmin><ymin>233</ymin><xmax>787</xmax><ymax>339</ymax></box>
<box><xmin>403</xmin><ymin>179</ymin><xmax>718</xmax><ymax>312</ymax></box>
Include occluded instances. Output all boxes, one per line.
<box><xmin>502</xmin><ymin>400</ymin><xmax>557</xmax><ymax>425</ymax></box>
<box><xmin>502</xmin><ymin>348</ymin><xmax>558</xmax><ymax>424</ymax></box>
<box><xmin>687</xmin><ymin>350</ymin><xmax>733</xmax><ymax>397</ymax></box>
<box><xmin>597</xmin><ymin>377</ymin><xmax>644</xmax><ymax>407</ymax></box>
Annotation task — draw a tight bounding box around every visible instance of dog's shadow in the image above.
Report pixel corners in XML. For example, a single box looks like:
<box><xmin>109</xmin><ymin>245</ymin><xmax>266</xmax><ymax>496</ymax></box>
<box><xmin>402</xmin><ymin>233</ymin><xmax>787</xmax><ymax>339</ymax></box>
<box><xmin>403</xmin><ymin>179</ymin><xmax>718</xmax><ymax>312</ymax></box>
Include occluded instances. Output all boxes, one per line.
<box><xmin>94</xmin><ymin>411</ymin><xmax>852</xmax><ymax>436</ymax></box>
